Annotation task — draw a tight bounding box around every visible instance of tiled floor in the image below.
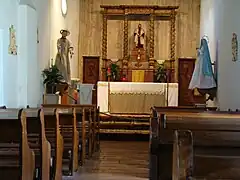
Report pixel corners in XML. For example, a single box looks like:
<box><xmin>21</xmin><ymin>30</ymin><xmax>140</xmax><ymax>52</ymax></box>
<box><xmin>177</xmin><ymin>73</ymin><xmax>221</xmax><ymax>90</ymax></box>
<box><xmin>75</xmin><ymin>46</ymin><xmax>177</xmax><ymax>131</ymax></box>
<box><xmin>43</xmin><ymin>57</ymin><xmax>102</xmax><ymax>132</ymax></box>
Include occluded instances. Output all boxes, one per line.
<box><xmin>63</xmin><ymin>141</ymin><xmax>149</xmax><ymax>180</ymax></box>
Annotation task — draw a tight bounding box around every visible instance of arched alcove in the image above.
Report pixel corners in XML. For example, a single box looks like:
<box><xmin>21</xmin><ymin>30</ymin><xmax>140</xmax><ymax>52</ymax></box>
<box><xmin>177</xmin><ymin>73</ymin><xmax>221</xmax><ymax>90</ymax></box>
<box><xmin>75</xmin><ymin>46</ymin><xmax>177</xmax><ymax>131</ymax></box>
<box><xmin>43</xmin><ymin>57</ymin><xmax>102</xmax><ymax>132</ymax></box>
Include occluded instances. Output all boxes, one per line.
<box><xmin>18</xmin><ymin>0</ymin><xmax>36</xmax><ymax>10</ymax></box>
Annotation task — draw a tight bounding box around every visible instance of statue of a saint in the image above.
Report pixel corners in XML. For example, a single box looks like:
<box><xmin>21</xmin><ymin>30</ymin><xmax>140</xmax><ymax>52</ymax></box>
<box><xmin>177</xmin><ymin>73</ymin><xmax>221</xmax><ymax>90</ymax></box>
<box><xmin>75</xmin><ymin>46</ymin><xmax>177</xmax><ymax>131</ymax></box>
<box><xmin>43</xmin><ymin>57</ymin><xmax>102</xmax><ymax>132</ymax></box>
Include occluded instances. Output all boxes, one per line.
<box><xmin>55</xmin><ymin>29</ymin><xmax>74</xmax><ymax>84</ymax></box>
<box><xmin>134</xmin><ymin>24</ymin><xmax>145</xmax><ymax>48</ymax></box>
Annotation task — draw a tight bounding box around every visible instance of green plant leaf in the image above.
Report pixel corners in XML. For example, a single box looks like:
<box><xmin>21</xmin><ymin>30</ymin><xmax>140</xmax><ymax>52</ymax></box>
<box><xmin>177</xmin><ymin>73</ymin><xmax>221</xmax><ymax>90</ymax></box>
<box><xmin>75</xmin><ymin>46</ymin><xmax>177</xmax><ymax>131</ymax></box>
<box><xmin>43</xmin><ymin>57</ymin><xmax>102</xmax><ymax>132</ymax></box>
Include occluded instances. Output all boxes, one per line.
<box><xmin>42</xmin><ymin>64</ymin><xmax>64</xmax><ymax>85</ymax></box>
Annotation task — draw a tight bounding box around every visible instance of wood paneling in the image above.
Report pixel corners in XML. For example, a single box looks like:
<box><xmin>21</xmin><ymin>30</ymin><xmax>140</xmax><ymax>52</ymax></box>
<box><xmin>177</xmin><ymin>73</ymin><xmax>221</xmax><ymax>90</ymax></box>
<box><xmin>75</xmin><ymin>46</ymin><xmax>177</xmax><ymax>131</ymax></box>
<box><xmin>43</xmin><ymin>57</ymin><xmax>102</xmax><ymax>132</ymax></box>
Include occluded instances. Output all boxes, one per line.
<box><xmin>178</xmin><ymin>58</ymin><xmax>205</xmax><ymax>106</ymax></box>
<box><xmin>83</xmin><ymin>56</ymin><xmax>100</xmax><ymax>84</ymax></box>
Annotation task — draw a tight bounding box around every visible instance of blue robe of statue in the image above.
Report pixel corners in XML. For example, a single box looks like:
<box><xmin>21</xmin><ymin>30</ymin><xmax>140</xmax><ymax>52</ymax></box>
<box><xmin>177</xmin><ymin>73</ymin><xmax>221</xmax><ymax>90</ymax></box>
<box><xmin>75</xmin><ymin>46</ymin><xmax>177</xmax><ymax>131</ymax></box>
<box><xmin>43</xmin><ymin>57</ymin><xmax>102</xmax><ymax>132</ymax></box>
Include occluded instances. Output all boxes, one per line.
<box><xmin>189</xmin><ymin>38</ymin><xmax>217</xmax><ymax>89</ymax></box>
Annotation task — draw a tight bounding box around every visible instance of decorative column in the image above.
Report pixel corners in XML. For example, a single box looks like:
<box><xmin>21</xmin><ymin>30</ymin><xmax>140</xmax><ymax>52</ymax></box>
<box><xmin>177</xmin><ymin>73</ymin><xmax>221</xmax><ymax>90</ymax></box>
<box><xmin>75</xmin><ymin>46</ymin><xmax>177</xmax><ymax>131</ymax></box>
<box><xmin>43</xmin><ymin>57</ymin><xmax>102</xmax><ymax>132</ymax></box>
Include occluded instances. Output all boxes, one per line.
<box><xmin>101</xmin><ymin>11</ymin><xmax>108</xmax><ymax>80</ymax></box>
<box><xmin>149</xmin><ymin>13</ymin><xmax>155</xmax><ymax>68</ymax></box>
<box><xmin>123</xmin><ymin>13</ymin><xmax>129</xmax><ymax>70</ymax></box>
<box><xmin>170</xmin><ymin>10</ymin><xmax>176</xmax><ymax>60</ymax></box>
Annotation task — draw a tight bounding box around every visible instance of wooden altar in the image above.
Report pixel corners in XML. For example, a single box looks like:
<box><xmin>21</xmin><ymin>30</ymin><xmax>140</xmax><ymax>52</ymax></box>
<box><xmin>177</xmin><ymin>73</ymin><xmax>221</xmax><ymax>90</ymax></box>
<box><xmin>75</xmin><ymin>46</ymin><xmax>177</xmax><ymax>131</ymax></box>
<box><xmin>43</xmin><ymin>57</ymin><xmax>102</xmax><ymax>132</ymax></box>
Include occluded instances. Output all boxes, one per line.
<box><xmin>100</xmin><ymin>5</ymin><xmax>178</xmax><ymax>82</ymax></box>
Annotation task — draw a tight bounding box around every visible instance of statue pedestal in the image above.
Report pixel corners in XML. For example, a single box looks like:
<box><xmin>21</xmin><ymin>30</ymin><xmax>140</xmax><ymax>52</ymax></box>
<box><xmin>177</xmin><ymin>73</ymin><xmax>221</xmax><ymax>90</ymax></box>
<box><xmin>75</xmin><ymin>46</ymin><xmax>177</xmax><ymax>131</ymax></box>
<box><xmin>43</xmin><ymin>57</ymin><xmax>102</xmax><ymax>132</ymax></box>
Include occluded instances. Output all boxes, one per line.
<box><xmin>130</xmin><ymin>47</ymin><xmax>146</xmax><ymax>62</ymax></box>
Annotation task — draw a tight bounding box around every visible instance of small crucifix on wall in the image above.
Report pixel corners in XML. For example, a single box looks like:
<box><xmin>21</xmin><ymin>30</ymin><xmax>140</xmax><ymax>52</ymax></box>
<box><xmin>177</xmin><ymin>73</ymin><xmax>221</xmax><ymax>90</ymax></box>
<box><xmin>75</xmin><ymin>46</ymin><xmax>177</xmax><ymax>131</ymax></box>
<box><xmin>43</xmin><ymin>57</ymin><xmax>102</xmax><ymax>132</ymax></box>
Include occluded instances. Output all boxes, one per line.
<box><xmin>8</xmin><ymin>25</ymin><xmax>17</xmax><ymax>55</ymax></box>
<box><xmin>232</xmin><ymin>33</ymin><xmax>238</xmax><ymax>61</ymax></box>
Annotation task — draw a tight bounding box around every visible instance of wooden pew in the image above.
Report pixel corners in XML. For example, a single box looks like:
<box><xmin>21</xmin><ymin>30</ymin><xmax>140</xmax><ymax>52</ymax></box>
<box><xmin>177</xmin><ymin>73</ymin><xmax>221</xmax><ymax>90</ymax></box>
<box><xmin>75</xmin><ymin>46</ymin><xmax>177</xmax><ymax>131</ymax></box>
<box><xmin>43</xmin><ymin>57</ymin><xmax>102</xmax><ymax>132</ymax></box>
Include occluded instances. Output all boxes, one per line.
<box><xmin>74</xmin><ymin>105</ymin><xmax>97</xmax><ymax>164</ymax></box>
<box><xmin>52</xmin><ymin>107</ymin><xmax>79</xmax><ymax>175</ymax></box>
<box><xmin>168</xmin><ymin>113</ymin><xmax>240</xmax><ymax>180</ymax></box>
<box><xmin>42</xmin><ymin>104</ymin><xmax>99</xmax><ymax>166</ymax></box>
<box><xmin>0</xmin><ymin>109</ymin><xmax>35</xmax><ymax>180</ymax></box>
<box><xmin>25</xmin><ymin>108</ymin><xmax>51</xmax><ymax>180</ymax></box>
<box><xmin>42</xmin><ymin>104</ymin><xmax>88</xmax><ymax>167</ymax></box>
<box><xmin>42</xmin><ymin>108</ymin><xmax>63</xmax><ymax>180</ymax></box>
<box><xmin>149</xmin><ymin>106</ymin><xmax>216</xmax><ymax>180</ymax></box>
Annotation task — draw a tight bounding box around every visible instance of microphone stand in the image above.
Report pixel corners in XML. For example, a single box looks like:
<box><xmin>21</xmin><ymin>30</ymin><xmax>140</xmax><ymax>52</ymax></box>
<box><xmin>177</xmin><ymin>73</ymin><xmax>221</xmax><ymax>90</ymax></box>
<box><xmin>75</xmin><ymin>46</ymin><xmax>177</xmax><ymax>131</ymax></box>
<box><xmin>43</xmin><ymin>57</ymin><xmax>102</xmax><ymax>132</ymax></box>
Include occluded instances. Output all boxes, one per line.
<box><xmin>166</xmin><ymin>69</ymin><xmax>170</xmax><ymax>107</ymax></box>
<box><xmin>60</xmin><ymin>91</ymin><xmax>78</xmax><ymax>104</ymax></box>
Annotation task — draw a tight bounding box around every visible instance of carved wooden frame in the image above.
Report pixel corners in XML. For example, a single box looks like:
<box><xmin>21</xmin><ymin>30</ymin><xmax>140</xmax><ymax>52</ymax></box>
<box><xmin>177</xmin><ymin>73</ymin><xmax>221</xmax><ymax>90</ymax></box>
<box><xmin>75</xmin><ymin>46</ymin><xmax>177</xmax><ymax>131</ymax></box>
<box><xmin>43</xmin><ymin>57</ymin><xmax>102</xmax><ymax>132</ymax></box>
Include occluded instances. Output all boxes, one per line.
<box><xmin>100</xmin><ymin>5</ymin><xmax>178</xmax><ymax>80</ymax></box>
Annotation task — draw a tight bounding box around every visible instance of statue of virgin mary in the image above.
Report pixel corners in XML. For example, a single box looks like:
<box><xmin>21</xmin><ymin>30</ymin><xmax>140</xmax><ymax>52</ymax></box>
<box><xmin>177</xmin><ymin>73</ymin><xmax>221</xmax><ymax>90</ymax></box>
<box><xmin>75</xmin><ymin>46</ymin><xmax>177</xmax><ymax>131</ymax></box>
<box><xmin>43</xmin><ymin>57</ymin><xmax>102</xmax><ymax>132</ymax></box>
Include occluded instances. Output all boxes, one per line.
<box><xmin>189</xmin><ymin>36</ymin><xmax>217</xmax><ymax>100</ymax></box>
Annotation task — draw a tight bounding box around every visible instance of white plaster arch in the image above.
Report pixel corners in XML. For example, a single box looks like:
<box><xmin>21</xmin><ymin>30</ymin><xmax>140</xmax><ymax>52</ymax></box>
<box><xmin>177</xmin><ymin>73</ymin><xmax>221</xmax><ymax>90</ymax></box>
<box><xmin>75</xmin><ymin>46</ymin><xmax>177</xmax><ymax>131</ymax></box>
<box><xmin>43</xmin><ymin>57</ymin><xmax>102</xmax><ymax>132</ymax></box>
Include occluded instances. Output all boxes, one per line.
<box><xmin>18</xmin><ymin>0</ymin><xmax>36</xmax><ymax>10</ymax></box>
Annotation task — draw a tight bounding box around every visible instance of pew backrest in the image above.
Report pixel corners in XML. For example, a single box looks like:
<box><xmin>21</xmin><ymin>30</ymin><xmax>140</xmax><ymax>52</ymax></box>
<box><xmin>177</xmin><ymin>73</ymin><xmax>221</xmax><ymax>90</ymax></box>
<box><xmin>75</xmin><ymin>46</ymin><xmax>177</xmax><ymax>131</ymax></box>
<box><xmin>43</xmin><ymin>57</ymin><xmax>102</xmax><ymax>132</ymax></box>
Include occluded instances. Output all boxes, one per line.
<box><xmin>25</xmin><ymin>108</ymin><xmax>51</xmax><ymax>180</ymax></box>
<box><xmin>166</xmin><ymin>113</ymin><xmax>240</xmax><ymax>146</ymax></box>
<box><xmin>0</xmin><ymin>109</ymin><xmax>35</xmax><ymax>180</ymax></box>
<box><xmin>170</xmin><ymin>113</ymin><xmax>240</xmax><ymax>179</ymax></box>
<box><xmin>42</xmin><ymin>107</ymin><xmax>63</xmax><ymax>180</ymax></box>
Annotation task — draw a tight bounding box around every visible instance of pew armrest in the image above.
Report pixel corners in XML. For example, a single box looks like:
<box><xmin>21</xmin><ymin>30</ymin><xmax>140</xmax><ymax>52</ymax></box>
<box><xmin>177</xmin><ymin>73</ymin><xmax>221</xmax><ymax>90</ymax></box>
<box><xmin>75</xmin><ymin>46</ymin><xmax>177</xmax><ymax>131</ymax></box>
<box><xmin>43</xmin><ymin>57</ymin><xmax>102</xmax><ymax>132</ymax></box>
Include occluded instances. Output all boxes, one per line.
<box><xmin>172</xmin><ymin>130</ymin><xmax>193</xmax><ymax>180</ymax></box>
<box><xmin>73</xmin><ymin>130</ymin><xmax>79</xmax><ymax>171</ymax></box>
<box><xmin>42</xmin><ymin>140</ymin><xmax>51</xmax><ymax>180</ymax></box>
<box><xmin>23</xmin><ymin>145</ymin><xmax>35</xmax><ymax>180</ymax></box>
<box><xmin>55</xmin><ymin>134</ymin><xmax>63</xmax><ymax>180</ymax></box>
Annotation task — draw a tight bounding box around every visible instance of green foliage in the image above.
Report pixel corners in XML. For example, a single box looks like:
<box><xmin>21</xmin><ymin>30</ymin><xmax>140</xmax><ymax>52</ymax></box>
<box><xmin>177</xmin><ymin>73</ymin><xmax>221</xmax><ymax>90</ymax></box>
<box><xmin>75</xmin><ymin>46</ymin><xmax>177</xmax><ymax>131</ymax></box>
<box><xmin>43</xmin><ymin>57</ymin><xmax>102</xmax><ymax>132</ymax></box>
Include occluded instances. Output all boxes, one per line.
<box><xmin>42</xmin><ymin>65</ymin><xmax>64</xmax><ymax>85</ymax></box>
<box><xmin>111</xmin><ymin>63</ymin><xmax>120</xmax><ymax>81</ymax></box>
<box><xmin>155</xmin><ymin>63</ymin><xmax>167</xmax><ymax>82</ymax></box>
<box><xmin>106</xmin><ymin>63</ymin><xmax>120</xmax><ymax>81</ymax></box>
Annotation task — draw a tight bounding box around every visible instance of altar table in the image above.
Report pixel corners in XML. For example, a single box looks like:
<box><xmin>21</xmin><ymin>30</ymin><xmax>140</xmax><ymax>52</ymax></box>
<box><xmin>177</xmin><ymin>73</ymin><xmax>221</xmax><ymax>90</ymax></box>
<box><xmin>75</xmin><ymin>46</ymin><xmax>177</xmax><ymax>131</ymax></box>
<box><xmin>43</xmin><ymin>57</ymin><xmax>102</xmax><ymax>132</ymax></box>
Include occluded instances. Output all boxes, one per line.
<box><xmin>97</xmin><ymin>81</ymin><xmax>178</xmax><ymax>114</ymax></box>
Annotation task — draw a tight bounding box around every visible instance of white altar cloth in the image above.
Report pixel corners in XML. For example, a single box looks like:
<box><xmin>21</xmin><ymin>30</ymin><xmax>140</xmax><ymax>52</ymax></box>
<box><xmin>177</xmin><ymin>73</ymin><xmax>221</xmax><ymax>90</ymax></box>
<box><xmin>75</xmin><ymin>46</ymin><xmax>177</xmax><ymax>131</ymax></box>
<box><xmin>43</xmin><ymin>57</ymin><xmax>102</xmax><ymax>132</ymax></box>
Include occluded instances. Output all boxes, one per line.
<box><xmin>97</xmin><ymin>81</ymin><xmax>178</xmax><ymax>113</ymax></box>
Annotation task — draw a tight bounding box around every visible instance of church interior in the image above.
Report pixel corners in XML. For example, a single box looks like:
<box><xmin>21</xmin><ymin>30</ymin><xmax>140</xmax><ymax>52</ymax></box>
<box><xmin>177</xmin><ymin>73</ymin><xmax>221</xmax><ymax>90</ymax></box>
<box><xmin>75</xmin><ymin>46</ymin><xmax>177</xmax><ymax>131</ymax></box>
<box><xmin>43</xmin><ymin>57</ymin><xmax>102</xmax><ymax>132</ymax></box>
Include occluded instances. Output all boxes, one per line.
<box><xmin>1</xmin><ymin>0</ymin><xmax>240</xmax><ymax>179</ymax></box>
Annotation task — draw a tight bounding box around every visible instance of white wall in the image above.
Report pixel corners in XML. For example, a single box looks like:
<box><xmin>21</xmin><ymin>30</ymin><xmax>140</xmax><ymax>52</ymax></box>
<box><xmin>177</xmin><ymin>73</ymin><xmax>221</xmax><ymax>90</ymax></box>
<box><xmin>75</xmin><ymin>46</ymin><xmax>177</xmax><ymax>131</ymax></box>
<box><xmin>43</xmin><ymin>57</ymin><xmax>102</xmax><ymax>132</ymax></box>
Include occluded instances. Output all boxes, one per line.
<box><xmin>215</xmin><ymin>0</ymin><xmax>240</xmax><ymax>110</ymax></box>
<box><xmin>0</xmin><ymin>0</ymin><xmax>19</xmax><ymax>107</ymax></box>
<box><xmin>17</xmin><ymin>5</ymin><xmax>39</xmax><ymax>108</ymax></box>
<box><xmin>36</xmin><ymin>0</ymin><xmax>51</xmax><ymax>70</ymax></box>
<box><xmin>0</xmin><ymin>0</ymin><xmax>79</xmax><ymax>107</ymax></box>
<box><xmin>200</xmin><ymin>0</ymin><xmax>240</xmax><ymax>110</ymax></box>
<box><xmin>0</xmin><ymin>29</ymin><xmax>3</xmax><ymax>105</ymax></box>
<box><xmin>200</xmin><ymin>0</ymin><xmax>216</xmax><ymax>63</ymax></box>
<box><xmin>17</xmin><ymin>5</ymin><xmax>29</xmax><ymax>107</ymax></box>
<box><xmin>49</xmin><ymin>0</ymin><xmax>79</xmax><ymax>78</ymax></box>
<box><xmin>37</xmin><ymin>0</ymin><xmax>79</xmax><ymax>77</ymax></box>
<box><xmin>199</xmin><ymin>0</ymin><xmax>218</xmax><ymax>107</ymax></box>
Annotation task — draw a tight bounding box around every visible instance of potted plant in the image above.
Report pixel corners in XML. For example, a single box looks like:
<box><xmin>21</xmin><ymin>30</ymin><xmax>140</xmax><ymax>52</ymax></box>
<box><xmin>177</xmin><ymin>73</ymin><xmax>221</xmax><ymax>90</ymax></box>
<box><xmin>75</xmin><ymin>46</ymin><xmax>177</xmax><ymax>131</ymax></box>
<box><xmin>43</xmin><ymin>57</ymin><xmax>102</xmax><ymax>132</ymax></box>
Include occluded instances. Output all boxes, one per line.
<box><xmin>105</xmin><ymin>63</ymin><xmax>120</xmax><ymax>81</ymax></box>
<box><xmin>155</xmin><ymin>63</ymin><xmax>167</xmax><ymax>83</ymax></box>
<box><xmin>42</xmin><ymin>64</ymin><xmax>64</xmax><ymax>94</ymax></box>
<box><xmin>111</xmin><ymin>63</ymin><xmax>120</xmax><ymax>81</ymax></box>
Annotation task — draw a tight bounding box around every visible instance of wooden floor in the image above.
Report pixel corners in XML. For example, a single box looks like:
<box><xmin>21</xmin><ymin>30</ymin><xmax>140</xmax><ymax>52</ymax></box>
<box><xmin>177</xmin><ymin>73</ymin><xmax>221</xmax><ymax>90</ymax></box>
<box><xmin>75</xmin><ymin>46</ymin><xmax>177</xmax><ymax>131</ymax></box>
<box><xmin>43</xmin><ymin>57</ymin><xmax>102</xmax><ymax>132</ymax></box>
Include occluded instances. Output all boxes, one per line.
<box><xmin>63</xmin><ymin>140</ymin><xmax>149</xmax><ymax>180</ymax></box>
